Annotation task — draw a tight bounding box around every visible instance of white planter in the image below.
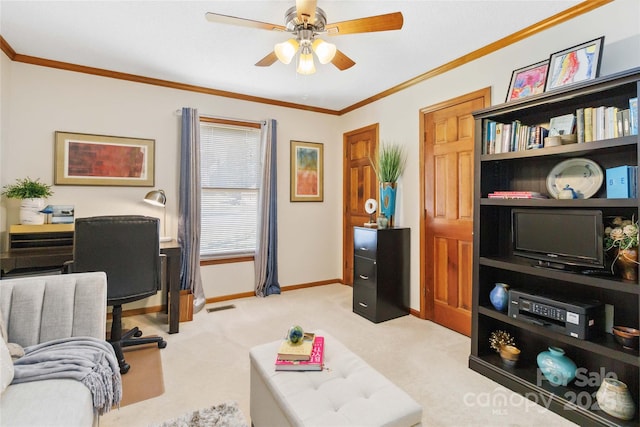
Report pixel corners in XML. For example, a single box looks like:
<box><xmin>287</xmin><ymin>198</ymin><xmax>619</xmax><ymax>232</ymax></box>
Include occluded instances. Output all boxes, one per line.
<box><xmin>20</xmin><ymin>198</ymin><xmax>46</xmax><ymax>225</ymax></box>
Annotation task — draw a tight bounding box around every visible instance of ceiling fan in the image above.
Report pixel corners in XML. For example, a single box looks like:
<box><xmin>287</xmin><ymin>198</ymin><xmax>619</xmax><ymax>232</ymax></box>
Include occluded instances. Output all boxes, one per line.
<box><xmin>205</xmin><ymin>0</ymin><xmax>403</xmax><ymax>75</ymax></box>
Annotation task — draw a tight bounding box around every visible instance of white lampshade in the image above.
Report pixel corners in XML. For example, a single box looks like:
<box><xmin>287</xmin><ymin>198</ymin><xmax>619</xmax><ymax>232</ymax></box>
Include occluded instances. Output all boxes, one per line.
<box><xmin>274</xmin><ymin>39</ymin><xmax>299</xmax><ymax>64</ymax></box>
<box><xmin>312</xmin><ymin>39</ymin><xmax>336</xmax><ymax>64</ymax></box>
<box><xmin>297</xmin><ymin>51</ymin><xmax>316</xmax><ymax>75</ymax></box>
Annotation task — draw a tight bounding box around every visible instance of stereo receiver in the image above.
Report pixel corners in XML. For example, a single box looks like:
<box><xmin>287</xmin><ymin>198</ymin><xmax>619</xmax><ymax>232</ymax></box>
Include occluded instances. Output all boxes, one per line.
<box><xmin>508</xmin><ymin>290</ymin><xmax>604</xmax><ymax>340</ymax></box>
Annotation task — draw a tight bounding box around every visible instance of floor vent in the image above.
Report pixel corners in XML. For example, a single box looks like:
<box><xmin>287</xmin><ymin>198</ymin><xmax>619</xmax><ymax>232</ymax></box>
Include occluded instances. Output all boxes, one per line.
<box><xmin>206</xmin><ymin>304</ymin><xmax>236</xmax><ymax>313</ymax></box>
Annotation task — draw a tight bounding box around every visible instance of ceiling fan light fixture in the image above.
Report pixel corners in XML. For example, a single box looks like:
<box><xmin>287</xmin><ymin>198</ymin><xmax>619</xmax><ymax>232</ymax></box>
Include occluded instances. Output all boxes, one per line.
<box><xmin>274</xmin><ymin>39</ymin><xmax>299</xmax><ymax>64</ymax></box>
<box><xmin>311</xmin><ymin>38</ymin><xmax>336</xmax><ymax>64</ymax></box>
<box><xmin>297</xmin><ymin>50</ymin><xmax>316</xmax><ymax>75</ymax></box>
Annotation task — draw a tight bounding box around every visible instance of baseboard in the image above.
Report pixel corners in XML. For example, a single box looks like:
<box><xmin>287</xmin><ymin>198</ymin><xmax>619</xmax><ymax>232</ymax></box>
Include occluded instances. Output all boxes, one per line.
<box><xmin>114</xmin><ymin>279</ymin><xmax>343</xmax><ymax>319</ymax></box>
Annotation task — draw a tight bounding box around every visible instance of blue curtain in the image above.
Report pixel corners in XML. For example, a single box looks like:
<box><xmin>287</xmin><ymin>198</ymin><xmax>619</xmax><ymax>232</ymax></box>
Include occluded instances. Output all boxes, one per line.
<box><xmin>255</xmin><ymin>119</ymin><xmax>280</xmax><ymax>297</ymax></box>
<box><xmin>178</xmin><ymin>107</ymin><xmax>205</xmax><ymax>312</ymax></box>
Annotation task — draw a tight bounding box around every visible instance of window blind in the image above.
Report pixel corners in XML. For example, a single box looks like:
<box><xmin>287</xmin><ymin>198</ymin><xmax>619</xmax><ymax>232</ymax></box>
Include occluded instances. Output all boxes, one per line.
<box><xmin>200</xmin><ymin>121</ymin><xmax>261</xmax><ymax>258</ymax></box>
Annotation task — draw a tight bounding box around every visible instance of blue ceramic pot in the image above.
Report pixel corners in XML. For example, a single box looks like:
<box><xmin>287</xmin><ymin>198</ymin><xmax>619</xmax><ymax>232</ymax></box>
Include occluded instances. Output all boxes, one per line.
<box><xmin>489</xmin><ymin>283</ymin><xmax>509</xmax><ymax>312</ymax></box>
<box><xmin>536</xmin><ymin>346</ymin><xmax>577</xmax><ymax>386</ymax></box>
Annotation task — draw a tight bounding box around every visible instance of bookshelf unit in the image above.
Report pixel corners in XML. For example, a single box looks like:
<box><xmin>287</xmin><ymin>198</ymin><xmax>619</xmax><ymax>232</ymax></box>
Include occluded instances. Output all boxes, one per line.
<box><xmin>470</xmin><ymin>67</ymin><xmax>640</xmax><ymax>427</ymax></box>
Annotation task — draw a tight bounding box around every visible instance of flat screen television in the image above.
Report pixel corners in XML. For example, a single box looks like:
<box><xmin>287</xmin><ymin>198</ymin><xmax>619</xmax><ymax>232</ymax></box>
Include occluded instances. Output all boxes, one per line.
<box><xmin>512</xmin><ymin>209</ymin><xmax>604</xmax><ymax>270</ymax></box>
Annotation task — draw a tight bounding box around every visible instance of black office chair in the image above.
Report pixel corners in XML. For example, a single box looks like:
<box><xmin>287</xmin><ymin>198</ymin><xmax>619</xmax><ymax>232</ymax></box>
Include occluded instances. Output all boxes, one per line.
<box><xmin>65</xmin><ymin>215</ymin><xmax>167</xmax><ymax>374</ymax></box>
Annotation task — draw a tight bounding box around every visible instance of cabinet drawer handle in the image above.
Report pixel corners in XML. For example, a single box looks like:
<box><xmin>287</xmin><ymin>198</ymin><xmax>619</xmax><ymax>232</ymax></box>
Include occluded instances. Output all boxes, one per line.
<box><xmin>359</xmin><ymin>274</ymin><xmax>369</xmax><ymax>280</ymax></box>
<box><xmin>359</xmin><ymin>302</ymin><xmax>368</xmax><ymax>308</ymax></box>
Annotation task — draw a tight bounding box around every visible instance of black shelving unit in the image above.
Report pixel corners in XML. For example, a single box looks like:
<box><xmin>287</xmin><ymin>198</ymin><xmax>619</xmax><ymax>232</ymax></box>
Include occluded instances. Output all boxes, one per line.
<box><xmin>470</xmin><ymin>67</ymin><xmax>640</xmax><ymax>426</ymax></box>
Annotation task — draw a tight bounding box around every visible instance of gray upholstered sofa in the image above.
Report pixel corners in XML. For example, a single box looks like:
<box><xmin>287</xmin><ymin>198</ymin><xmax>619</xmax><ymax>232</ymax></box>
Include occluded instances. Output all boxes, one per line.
<box><xmin>0</xmin><ymin>272</ymin><xmax>108</xmax><ymax>427</ymax></box>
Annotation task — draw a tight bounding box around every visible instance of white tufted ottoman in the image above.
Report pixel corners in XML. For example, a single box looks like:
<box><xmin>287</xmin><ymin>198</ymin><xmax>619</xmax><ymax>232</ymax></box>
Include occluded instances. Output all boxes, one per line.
<box><xmin>249</xmin><ymin>330</ymin><xmax>422</xmax><ymax>427</ymax></box>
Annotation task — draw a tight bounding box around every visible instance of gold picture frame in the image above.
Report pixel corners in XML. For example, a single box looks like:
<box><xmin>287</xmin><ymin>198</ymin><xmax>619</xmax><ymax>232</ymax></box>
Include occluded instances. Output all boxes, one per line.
<box><xmin>290</xmin><ymin>140</ymin><xmax>323</xmax><ymax>202</ymax></box>
<box><xmin>55</xmin><ymin>131</ymin><xmax>155</xmax><ymax>186</ymax></box>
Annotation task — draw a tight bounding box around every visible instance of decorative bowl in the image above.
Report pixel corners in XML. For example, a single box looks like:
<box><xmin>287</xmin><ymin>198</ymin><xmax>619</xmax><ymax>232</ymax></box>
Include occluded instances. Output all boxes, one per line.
<box><xmin>499</xmin><ymin>345</ymin><xmax>520</xmax><ymax>368</ymax></box>
<box><xmin>560</xmin><ymin>134</ymin><xmax>577</xmax><ymax>144</ymax></box>
<box><xmin>544</xmin><ymin>136</ymin><xmax>562</xmax><ymax>147</ymax></box>
<box><xmin>612</xmin><ymin>326</ymin><xmax>640</xmax><ymax>350</ymax></box>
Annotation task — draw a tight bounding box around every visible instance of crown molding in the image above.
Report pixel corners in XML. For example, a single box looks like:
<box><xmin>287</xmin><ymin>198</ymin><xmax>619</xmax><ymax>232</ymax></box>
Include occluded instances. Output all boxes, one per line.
<box><xmin>1</xmin><ymin>1</ymin><xmax>611</xmax><ymax>116</ymax></box>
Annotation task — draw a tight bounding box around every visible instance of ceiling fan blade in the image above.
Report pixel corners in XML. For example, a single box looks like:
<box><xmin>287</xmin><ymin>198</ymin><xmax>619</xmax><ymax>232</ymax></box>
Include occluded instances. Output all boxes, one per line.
<box><xmin>325</xmin><ymin>12</ymin><xmax>403</xmax><ymax>35</ymax></box>
<box><xmin>331</xmin><ymin>50</ymin><xmax>356</xmax><ymax>71</ymax></box>
<box><xmin>255</xmin><ymin>51</ymin><xmax>279</xmax><ymax>67</ymax></box>
<box><xmin>205</xmin><ymin>12</ymin><xmax>285</xmax><ymax>32</ymax></box>
<box><xmin>296</xmin><ymin>0</ymin><xmax>317</xmax><ymax>23</ymax></box>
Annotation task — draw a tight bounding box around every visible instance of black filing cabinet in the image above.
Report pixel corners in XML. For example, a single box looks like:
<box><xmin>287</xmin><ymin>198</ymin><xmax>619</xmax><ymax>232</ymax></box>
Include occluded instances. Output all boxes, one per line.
<box><xmin>353</xmin><ymin>226</ymin><xmax>410</xmax><ymax>323</ymax></box>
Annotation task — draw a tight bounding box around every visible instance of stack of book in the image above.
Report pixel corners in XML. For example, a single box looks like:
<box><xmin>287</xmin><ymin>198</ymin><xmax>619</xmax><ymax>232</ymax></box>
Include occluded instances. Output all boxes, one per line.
<box><xmin>275</xmin><ymin>334</ymin><xmax>324</xmax><ymax>371</ymax></box>
<box><xmin>487</xmin><ymin>191</ymin><xmax>547</xmax><ymax>199</ymax></box>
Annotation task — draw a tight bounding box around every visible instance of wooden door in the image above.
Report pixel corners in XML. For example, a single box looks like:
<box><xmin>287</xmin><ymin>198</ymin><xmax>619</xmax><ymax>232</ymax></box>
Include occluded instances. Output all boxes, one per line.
<box><xmin>343</xmin><ymin>124</ymin><xmax>378</xmax><ymax>285</ymax></box>
<box><xmin>421</xmin><ymin>88</ymin><xmax>490</xmax><ymax>336</ymax></box>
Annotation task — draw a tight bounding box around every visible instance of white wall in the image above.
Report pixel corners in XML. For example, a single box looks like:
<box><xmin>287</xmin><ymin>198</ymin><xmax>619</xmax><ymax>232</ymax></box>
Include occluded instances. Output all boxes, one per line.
<box><xmin>0</xmin><ymin>62</ymin><xmax>343</xmax><ymax>308</ymax></box>
<box><xmin>340</xmin><ymin>0</ymin><xmax>640</xmax><ymax>308</ymax></box>
<box><xmin>1</xmin><ymin>0</ymin><xmax>639</xmax><ymax>312</ymax></box>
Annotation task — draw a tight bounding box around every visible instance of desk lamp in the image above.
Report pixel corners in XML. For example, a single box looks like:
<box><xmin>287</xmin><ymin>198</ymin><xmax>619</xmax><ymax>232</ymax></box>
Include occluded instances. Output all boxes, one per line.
<box><xmin>143</xmin><ymin>189</ymin><xmax>172</xmax><ymax>242</ymax></box>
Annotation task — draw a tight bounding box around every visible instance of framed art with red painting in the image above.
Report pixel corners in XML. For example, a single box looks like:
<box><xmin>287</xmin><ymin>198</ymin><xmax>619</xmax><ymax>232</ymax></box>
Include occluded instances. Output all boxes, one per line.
<box><xmin>55</xmin><ymin>131</ymin><xmax>155</xmax><ymax>186</ymax></box>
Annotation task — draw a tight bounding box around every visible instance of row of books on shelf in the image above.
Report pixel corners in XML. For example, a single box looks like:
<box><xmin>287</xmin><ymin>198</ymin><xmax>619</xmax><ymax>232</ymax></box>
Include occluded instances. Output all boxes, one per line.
<box><xmin>576</xmin><ymin>97</ymin><xmax>638</xmax><ymax>143</ymax></box>
<box><xmin>482</xmin><ymin>120</ymin><xmax>548</xmax><ymax>154</ymax></box>
<box><xmin>487</xmin><ymin>191</ymin><xmax>548</xmax><ymax>199</ymax></box>
<box><xmin>481</xmin><ymin>97</ymin><xmax>638</xmax><ymax>155</ymax></box>
<box><xmin>275</xmin><ymin>333</ymin><xmax>324</xmax><ymax>371</ymax></box>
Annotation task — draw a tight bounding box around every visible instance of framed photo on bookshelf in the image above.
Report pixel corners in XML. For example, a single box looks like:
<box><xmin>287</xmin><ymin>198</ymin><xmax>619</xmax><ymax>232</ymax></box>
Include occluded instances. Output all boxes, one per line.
<box><xmin>545</xmin><ymin>36</ymin><xmax>604</xmax><ymax>91</ymax></box>
<box><xmin>505</xmin><ymin>60</ymin><xmax>549</xmax><ymax>102</ymax></box>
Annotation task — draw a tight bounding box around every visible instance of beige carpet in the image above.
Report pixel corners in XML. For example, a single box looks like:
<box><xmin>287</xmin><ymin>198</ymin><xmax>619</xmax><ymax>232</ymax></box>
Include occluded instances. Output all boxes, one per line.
<box><xmin>100</xmin><ymin>284</ymin><xmax>577</xmax><ymax>427</ymax></box>
<box><xmin>119</xmin><ymin>343</ymin><xmax>165</xmax><ymax>407</ymax></box>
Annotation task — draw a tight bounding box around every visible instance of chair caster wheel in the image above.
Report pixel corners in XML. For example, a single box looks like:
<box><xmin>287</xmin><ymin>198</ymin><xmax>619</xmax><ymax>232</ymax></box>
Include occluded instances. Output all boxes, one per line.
<box><xmin>158</xmin><ymin>340</ymin><xmax>167</xmax><ymax>349</ymax></box>
<box><xmin>120</xmin><ymin>363</ymin><xmax>131</xmax><ymax>374</ymax></box>
<box><xmin>134</xmin><ymin>330</ymin><xmax>143</xmax><ymax>337</ymax></box>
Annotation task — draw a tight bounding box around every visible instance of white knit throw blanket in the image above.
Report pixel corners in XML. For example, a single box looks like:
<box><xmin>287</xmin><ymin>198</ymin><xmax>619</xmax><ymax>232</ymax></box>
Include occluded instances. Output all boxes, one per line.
<box><xmin>12</xmin><ymin>336</ymin><xmax>122</xmax><ymax>414</ymax></box>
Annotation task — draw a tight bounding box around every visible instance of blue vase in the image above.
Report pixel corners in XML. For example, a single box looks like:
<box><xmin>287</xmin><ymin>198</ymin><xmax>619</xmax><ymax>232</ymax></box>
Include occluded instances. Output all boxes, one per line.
<box><xmin>489</xmin><ymin>282</ymin><xmax>509</xmax><ymax>312</ymax></box>
<box><xmin>536</xmin><ymin>346</ymin><xmax>577</xmax><ymax>386</ymax></box>
<box><xmin>379</xmin><ymin>183</ymin><xmax>397</xmax><ymax>227</ymax></box>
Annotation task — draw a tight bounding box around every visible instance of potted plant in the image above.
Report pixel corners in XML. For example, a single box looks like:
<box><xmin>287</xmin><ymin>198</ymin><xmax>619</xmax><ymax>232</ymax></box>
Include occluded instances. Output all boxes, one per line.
<box><xmin>604</xmin><ymin>216</ymin><xmax>639</xmax><ymax>280</ymax></box>
<box><xmin>371</xmin><ymin>143</ymin><xmax>406</xmax><ymax>227</ymax></box>
<box><xmin>1</xmin><ymin>177</ymin><xmax>54</xmax><ymax>225</ymax></box>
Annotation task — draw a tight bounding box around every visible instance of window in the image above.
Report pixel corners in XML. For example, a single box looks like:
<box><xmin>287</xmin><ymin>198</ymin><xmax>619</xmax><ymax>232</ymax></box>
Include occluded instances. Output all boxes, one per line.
<box><xmin>200</xmin><ymin>118</ymin><xmax>261</xmax><ymax>258</ymax></box>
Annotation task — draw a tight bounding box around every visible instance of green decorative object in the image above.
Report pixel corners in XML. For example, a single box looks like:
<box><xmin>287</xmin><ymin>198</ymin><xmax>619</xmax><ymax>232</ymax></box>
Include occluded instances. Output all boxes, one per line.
<box><xmin>1</xmin><ymin>177</ymin><xmax>54</xmax><ymax>225</ymax></box>
<box><xmin>1</xmin><ymin>177</ymin><xmax>53</xmax><ymax>199</ymax></box>
<box><xmin>370</xmin><ymin>143</ymin><xmax>406</xmax><ymax>228</ymax></box>
<box><xmin>286</xmin><ymin>325</ymin><xmax>304</xmax><ymax>345</ymax></box>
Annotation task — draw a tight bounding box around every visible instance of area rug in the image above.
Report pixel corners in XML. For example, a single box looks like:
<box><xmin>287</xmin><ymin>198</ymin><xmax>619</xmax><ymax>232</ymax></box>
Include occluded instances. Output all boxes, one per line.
<box><xmin>119</xmin><ymin>343</ymin><xmax>165</xmax><ymax>407</ymax></box>
<box><xmin>150</xmin><ymin>401</ymin><xmax>248</xmax><ymax>427</ymax></box>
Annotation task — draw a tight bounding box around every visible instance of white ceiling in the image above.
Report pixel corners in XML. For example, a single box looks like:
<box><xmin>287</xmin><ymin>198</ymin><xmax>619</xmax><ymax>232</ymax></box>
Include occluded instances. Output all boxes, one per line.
<box><xmin>1</xmin><ymin>1</ymin><xmax>583</xmax><ymax>112</ymax></box>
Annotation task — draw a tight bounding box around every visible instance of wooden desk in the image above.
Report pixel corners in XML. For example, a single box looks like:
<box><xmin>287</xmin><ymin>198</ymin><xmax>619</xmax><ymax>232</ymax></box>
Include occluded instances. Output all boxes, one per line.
<box><xmin>1</xmin><ymin>241</ymin><xmax>183</xmax><ymax>334</ymax></box>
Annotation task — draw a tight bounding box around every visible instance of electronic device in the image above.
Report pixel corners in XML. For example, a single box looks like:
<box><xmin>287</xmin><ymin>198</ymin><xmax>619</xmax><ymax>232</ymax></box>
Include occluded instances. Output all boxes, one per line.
<box><xmin>508</xmin><ymin>289</ymin><xmax>604</xmax><ymax>339</ymax></box>
<box><xmin>512</xmin><ymin>208</ymin><xmax>605</xmax><ymax>270</ymax></box>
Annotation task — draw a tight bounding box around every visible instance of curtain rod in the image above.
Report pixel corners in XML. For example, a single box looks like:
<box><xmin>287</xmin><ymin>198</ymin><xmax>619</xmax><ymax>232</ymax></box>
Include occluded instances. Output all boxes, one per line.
<box><xmin>174</xmin><ymin>109</ymin><xmax>266</xmax><ymax>125</ymax></box>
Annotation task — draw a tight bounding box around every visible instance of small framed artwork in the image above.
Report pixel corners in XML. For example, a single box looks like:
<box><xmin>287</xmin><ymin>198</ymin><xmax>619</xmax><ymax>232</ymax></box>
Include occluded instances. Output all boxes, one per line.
<box><xmin>55</xmin><ymin>131</ymin><xmax>155</xmax><ymax>186</ymax></box>
<box><xmin>505</xmin><ymin>60</ymin><xmax>549</xmax><ymax>102</ymax></box>
<box><xmin>545</xmin><ymin>36</ymin><xmax>604</xmax><ymax>91</ymax></box>
<box><xmin>290</xmin><ymin>140</ymin><xmax>323</xmax><ymax>202</ymax></box>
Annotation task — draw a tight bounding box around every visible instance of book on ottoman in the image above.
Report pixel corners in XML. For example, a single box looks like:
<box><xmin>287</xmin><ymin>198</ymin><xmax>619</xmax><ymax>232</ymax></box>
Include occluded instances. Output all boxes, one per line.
<box><xmin>276</xmin><ymin>336</ymin><xmax>324</xmax><ymax>371</ymax></box>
